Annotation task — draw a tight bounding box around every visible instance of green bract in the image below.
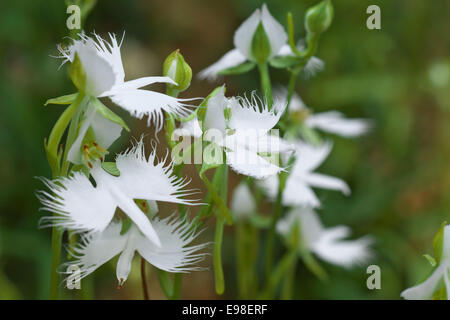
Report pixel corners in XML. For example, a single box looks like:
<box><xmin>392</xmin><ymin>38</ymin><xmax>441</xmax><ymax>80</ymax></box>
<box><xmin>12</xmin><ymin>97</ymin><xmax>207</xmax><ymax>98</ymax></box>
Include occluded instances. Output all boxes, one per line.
<box><xmin>251</xmin><ymin>23</ymin><xmax>272</xmax><ymax>64</ymax></box>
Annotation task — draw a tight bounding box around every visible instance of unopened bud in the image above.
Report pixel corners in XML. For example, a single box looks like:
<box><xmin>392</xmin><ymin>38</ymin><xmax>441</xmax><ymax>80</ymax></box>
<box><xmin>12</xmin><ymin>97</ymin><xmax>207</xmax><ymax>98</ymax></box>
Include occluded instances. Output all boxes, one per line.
<box><xmin>162</xmin><ymin>49</ymin><xmax>192</xmax><ymax>93</ymax></box>
<box><xmin>305</xmin><ymin>0</ymin><xmax>333</xmax><ymax>35</ymax></box>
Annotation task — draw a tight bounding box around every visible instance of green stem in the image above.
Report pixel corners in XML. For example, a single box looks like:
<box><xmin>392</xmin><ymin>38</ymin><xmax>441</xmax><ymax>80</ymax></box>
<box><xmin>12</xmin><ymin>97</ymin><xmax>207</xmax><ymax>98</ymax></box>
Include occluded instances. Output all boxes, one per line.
<box><xmin>49</xmin><ymin>225</ymin><xmax>63</xmax><ymax>300</ymax></box>
<box><xmin>264</xmin><ymin>167</ymin><xmax>287</xmax><ymax>282</ymax></box>
<box><xmin>213</xmin><ymin>164</ymin><xmax>228</xmax><ymax>295</ymax></box>
<box><xmin>257</xmin><ymin>63</ymin><xmax>273</xmax><ymax>108</ymax></box>
<box><xmin>171</xmin><ymin>274</ymin><xmax>183</xmax><ymax>300</ymax></box>
<box><xmin>214</xmin><ymin>217</ymin><xmax>225</xmax><ymax>295</ymax></box>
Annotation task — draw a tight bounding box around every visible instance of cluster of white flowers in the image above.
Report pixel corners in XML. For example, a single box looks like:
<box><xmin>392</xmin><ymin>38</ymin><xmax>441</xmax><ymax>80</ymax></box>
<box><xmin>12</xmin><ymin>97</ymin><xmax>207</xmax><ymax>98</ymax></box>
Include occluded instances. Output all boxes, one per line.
<box><xmin>37</xmin><ymin>2</ymin><xmax>388</xmax><ymax>299</ymax></box>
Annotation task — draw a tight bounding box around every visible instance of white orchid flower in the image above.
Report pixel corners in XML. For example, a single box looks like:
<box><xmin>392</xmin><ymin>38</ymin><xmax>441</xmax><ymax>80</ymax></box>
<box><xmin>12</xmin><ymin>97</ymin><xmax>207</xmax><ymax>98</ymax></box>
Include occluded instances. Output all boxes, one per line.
<box><xmin>277</xmin><ymin>206</ymin><xmax>373</xmax><ymax>268</ymax></box>
<box><xmin>175</xmin><ymin>88</ymin><xmax>294</xmax><ymax>179</ymax></box>
<box><xmin>230</xmin><ymin>183</ymin><xmax>256</xmax><ymax>220</ymax></box>
<box><xmin>198</xmin><ymin>4</ymin><xmax>287</xmax><ymax>81</ymax></box>
<box><xmin>68</xmin><ymin>216</ymin><xmax>208</xmax><ymax>287</ymax></box>
<box><xmin>401</xmin><ymin>225</ymin><xmax>450</xmax><ymax>300</ymax></box>
<box><xmin>276</xmin><ymin>88</ymin><xmax>372</xmax><ymax>138</ymax></box>
<box><xmin>57</xmin><ymin>33</ymin><xmax>194</xmax><ymax>131</ymax></box>
<box><xmin>38</xmin><ymin>139</ymin><xmax>199</xmax><ymax>247</ymax></box>
<box><xmin>259</xmin><ymin>140</ymin><xmax>350</xmax><ymax>207</ymax></box>
<box><xmin>67</xmin><ymin>102</ymin><xmax>123</xmax><ymax>165</ymax></box>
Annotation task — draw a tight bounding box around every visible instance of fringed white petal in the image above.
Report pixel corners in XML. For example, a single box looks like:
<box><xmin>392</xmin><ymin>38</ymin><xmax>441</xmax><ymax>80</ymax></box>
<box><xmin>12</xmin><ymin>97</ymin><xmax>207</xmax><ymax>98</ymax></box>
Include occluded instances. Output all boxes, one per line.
<box><xmin>38</xmin><ymin>169</ymin><xmax>117</xmax><ymax>233</ymax></box>
<box><xmin>114</xmin><ymin>138</ymin><xmax>200</xmax><ymax>206</ymax></box>
<box><xmin>106</xmin><ymin>89</ymin><xmax>193</xmax><ymax>132</ymax></box>
<box><xmin>65</xmin><ymin>221</ymin><xmax>127</xmax><ymax>282</ymax></box>
<box><xmin>198</xmin><ymin>49</ymin><xmax>247</xmax><ymax>81</ymax></box>
<box><xmin>303</xmin><ymin>56</ymin><xmax>325</xmax><ymax>78</ymax></box>
<box><xmin>135</xmin><ymin>214</ymin><xmax>209</xmax><ymax>273</ymax></box>
<box><xmin>305</xmin><ymin>111</ymin><xmax>372</xmax><ymax>137</ymax></box>
<box><xmin>231</xmin><ymin>183</ymin><xmax>256</xmax><ymax>219</ymax></box>
<box><xmin>260</xmin><ymin>4</ymin><xmax>287</xmax><ymax>58</ymax></box>
<box><xmin>225</xmin><ymin>144</ymin><xmax>284</xmax><ymax>179</ymax></box>
<box><xmin>228</xmin><ymin>92</ymin><xmax>285</xmax><ymax>132</ymax></box>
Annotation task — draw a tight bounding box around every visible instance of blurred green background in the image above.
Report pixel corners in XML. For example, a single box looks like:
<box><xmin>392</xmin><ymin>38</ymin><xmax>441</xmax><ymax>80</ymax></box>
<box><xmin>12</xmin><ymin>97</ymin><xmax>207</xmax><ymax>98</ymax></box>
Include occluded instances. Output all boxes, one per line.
<box><xmin>0</xmin><ymin>0</ymin><xmax>449</xmax><ymax>299</ymax></box>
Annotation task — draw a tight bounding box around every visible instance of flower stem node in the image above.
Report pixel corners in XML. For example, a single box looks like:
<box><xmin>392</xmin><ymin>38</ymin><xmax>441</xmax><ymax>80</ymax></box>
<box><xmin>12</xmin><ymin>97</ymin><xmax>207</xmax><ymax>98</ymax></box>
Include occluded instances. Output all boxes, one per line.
<box><xmin>305</xmin><ymin>0</ymin><xmax>334</xmax><ymax>36</ymax></box>
<box><xmin>163</xmin><ymin>49</ymin><xmax>193</xmax><ymax>93</ymax></box>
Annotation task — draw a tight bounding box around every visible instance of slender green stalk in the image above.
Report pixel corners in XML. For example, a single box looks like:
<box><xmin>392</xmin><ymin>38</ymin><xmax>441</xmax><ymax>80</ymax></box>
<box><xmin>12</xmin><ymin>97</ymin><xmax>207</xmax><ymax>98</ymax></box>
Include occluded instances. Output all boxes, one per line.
<box><xmin>213</xmin><ymin>164</ymin><xmax>228</xmax><ymax>295</ymax></box>
<box><xmin>49</xmin><ymin>225</ymin><xmax>63</xmax><ymax>300</ymax></box>
<box><xmin>257</xmin><ymin>63</ymin><xmax>273</xmax><ymax>108</ymax></box>
<box><xmin>214</xmin><ymin>216</ymin><xmax>225</xmax><ymax>295</ymax></box>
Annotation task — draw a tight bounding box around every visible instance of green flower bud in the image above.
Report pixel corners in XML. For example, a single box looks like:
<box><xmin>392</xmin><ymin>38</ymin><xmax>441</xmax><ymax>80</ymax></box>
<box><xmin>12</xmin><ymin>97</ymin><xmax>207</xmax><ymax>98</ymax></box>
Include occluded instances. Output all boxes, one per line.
<box><xmin>251</xmin><ymin>22</ymin><xmax>271</xmax><ymax>64</ymax></box>
<box><xmin>305</xmin><ymin>0</ymin><xmax>334</xmax><ymax>35</ymax></box>
<box><xmin>162</xmin><ymin>49</ymin><xmax>192</xmax><ymax>93</ymax></box>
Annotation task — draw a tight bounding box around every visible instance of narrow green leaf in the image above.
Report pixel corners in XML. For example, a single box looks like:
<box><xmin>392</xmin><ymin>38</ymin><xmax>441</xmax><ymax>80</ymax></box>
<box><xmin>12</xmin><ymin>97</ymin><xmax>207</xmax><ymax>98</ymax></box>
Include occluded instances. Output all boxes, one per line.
<box><xmin>423</xmin><ymin>254</ymin><xmax>437</xmax><ymax>267</ymax></box>
<box><xmin>433</xmin><ymin>221</ymin><xmax>447</xmax><ymax>264</ymax></box>
<box><xmin>269</xmin><ymin>56</ymin><xmax>303</xmax><ymax>69</ymax></box>
<box><xmin>91</xmin><ymin>97</ymin><xmax>130</xmax><ymax>131</ymax></box>
<box><xmin>45</xmin><ymin>93</ymin><xmax>78</xmax><ymax>106</ymax></box>
<box><xmin>217</xmin><ymin>62</ymin><xmax>256</xmax><ymax>76</ymax></box>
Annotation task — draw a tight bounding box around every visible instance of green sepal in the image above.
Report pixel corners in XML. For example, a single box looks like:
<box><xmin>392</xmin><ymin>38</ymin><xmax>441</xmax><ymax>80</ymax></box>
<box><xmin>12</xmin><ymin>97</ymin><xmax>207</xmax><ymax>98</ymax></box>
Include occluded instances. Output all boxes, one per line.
<box><xmin>269</xmin><ymin>56</ymin><xmax>303</xmax><ymax>69</ymax></box>
<box><xmin>423</xmin><ymin>254</ymin><xmax>437</xmax><ymax>267</ymax></box>
<box><xmin>69</xmin><ymin>53</ymin><xmax>87</xmax><ymax>92</ymax></box>
<box><xmin>45</xmin><ymin>93</ymin><xmax>79</xmax><ymax>106</ymax></box>
<box><xmin>120</xmin><ymin>217</ymin><xmax>132</xmax><ymax>235</ymax></box>
<box><xmin>90</xmin><ymin>97</ymin><xmax>130</xmax><ymax>132</ymax></box>
<box><xmin>102</xmin><ymin>162</ymin><xmax>120</xmax><ymax>176</ymax></box>
<box><xmin>217</xmin><ymin>62</ymin><xmax>256</xmax><ymax>76</ymax></box>
<box><xmin>251</xmin><ymin>22</ymin><xmax>271</xmax><ymax>64</ymax></box>
<box><xmin>433</xmin><ymin>221</ymin><xmax>447</xmax><ymax>264</ymax></box>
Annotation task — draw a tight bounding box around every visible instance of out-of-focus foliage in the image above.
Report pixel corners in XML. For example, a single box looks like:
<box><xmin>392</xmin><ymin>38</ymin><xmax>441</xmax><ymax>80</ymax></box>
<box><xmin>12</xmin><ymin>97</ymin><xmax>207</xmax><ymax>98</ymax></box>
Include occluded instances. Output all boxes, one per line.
<box><xmin>0</xmin><ymin>0</ymin><xmax>449</xmax><ymax>299</ymax></box>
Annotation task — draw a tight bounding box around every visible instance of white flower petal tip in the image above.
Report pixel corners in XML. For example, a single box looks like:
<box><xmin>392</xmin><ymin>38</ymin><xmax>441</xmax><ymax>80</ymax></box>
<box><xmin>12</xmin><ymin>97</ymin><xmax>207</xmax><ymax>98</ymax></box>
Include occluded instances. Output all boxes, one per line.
<box><xmin>64</xmin><ymin>216</ymin><xmax>209</xmax><ymax>285</ymax></box>
<box><xmin>277</xmin><ymin>207</ymin><xmax>374</xmax><ymax>268</ymax></box>
<box><xmin>302</xmin><ymin>57</ymin><xmax>325</xmax><ymax>79</ymax></box>
<box><xmin>401</xmin><ymin>225</ymin><xmax>450</xmax><ymax>300</ymax></box>
<box><xmin>306</xmin><ymin>112</ymin><xmax>373</xmax><ymax>138</ymax></box>
<box><xmin>37</xmin><ymin>138</ymin><xmax>200</xmax><ymax>242</ymax></box>
<box><xmin>257</xmin><ymin>140</ymin><xmax>350</xmax><ymax>206</ymax></box>
<box><xmin>230</xmin><ymin>183</ymin><xmax>256</xmax><ymax>219</ymax></box>
<box><xmin>198</xmin><ymin>49</ymin><xmax>247</xmax><ymax>81</ymax></box>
